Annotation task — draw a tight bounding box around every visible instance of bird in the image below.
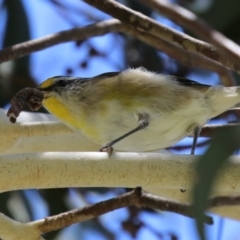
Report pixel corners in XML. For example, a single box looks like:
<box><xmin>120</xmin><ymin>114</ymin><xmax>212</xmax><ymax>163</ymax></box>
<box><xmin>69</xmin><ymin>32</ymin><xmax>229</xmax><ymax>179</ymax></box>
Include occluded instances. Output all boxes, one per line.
<box><xmin>36</xmin><ymin>68</ymin><xmax>240</xmax><ymax>155</ymax></box>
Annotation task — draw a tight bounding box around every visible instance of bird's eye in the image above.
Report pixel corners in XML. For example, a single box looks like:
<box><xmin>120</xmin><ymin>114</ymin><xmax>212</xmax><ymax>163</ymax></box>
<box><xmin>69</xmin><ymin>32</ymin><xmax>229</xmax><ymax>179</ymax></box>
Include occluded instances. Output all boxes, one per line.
<box><xmin>57</xmin><ymin>80</ymin><xmax>68</xmax><ymax>87</ymax></box>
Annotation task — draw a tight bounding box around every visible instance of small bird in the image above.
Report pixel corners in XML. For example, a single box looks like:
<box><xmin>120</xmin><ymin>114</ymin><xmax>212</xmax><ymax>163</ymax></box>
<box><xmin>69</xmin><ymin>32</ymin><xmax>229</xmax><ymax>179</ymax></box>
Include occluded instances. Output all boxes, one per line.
<box><xmin>37</xmin><ymin>68</ymin><xmax>240</xmax><ymax>155</ymax></box>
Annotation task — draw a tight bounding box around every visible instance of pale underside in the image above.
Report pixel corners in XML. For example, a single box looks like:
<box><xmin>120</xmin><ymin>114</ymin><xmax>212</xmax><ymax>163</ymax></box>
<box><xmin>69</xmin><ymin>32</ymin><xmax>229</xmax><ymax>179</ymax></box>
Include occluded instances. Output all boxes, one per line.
<box><xmin>63</xmin><ymin>97</ymin><xmax>209</xmax><ymax>152</ymax></box>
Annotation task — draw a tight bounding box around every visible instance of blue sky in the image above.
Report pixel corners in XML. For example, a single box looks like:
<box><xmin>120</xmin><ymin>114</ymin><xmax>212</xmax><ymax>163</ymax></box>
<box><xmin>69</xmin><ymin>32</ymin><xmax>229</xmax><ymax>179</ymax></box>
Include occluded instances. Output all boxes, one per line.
<box><xmin>22</xmin><ymin>0</ymin><xmax>124</xmax><ymax>82</ymax></box>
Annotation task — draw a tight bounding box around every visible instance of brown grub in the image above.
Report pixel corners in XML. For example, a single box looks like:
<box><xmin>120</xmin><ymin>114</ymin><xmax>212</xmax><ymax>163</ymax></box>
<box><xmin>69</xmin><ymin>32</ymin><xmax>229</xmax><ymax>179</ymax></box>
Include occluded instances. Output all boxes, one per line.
<box><xmin>7</xmin><ymin>88</ymin><xmax>44</xmax><ymax>123</ymax></box>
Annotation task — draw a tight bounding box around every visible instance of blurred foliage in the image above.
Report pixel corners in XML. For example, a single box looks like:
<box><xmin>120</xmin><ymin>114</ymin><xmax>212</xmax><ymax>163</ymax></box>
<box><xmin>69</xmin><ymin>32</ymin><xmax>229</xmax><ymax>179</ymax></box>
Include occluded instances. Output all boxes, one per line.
<box><xmin>193</xmin><ymin>126</ymin><xmax>240</xmax><ymax>240</ymax></box>
<box><xmin>0</xmin><ymin>0</ymin><xmax>240</xmax><ymax>239</ymax></box>
<box><xmin>0</xmin><ymin>0</ymin><xmax>36</xmax><ymax>107</ymax></box>
<box><xmin>199</xmin><ymin>0</ymin><xmax>240</xmax><ymax>39</ymax></box>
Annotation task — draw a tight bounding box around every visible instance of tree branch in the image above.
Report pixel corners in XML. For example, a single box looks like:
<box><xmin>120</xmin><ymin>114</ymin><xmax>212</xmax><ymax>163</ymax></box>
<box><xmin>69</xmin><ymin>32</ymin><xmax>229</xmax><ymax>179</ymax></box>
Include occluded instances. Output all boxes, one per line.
<box><xmin>0</xmin><ymin>151</ymin><xmax>240</xmax><ymax>206</ymax></box>
<box><xmin>0</xmin><ymin>19</ymin><xmax>125</xmax><ymax>64</ymax></box>
<box><xmin>140</xmin><ymin>0</ymin><xmax>240</xmax><ymax>72</ymax></box>
<box><xmin>200</xmin><ymin>123</ymin><xmax>240</xmax><ymax>137</ymax></box>
<box><xmin>210</xmin><ymin>195</ymin><xmax>240</xmax><ymax>207</ymax></box>
<box><xmin>32</xmin><ymin>187</ymin><xmax>212</xmax><ymax>234</ymax></box>
<box><xmin>0</xmin><ymin>152</ymin><xmax>197</xmax><ymax>192</ymax></box>
<box><xmin>83</xmin><ymin>0</ymin><xmax>240</xmax><ymax>73</ymax></box>
<box><xmin>3</xmin><ymin>186</ymin><xmax>240</xmax><ymax>239</ymax></box>
<box><xmin>0</xmin><ymin>19</ymin><xmax>233</xmax><ymax>85</ymax></box>
<box><xmin>0</xmin><ymin>109</ymin><xmax>100</xmax><ymax>155</ymax></box>
<box><xmin>0</xmin><ymin>213</ymin><xmax>44</xmax><ymax>240</ymax></box>
<box><xmin>123</xmin><ymin>26</ymin><xmax>235</xmax><ymax>86</ymax></box>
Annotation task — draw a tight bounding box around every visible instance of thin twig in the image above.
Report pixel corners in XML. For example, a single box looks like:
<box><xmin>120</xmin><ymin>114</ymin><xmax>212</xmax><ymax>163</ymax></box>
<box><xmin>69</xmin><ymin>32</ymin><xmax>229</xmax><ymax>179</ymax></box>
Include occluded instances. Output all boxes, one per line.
<box><xmin>200</xmin><ymin>123</ymin><xmax>240</xmax><ymax>137</ymax></box>
<box><xmin>33</xmin><ymin>187</ymin><xmax>212</xmax><ymax>234</ymax></box>
<box><xmin>210</xmin><ymin>195</ymin><xmax>240</xmax><ymax>207</ymax></box>
<box><xmin>0</xmin><ymin>20</ymin><xmax>125</xmax><ymax>63</ymax></box>
<box><xmin>34</xmin><ymin>187</ymin><xmax>240</xmax><ymax>234</ymax></box>
<box><xmin>83</xmin><ymin>0</ymin><xmax>240</xmax><ymax>74</ymax></box>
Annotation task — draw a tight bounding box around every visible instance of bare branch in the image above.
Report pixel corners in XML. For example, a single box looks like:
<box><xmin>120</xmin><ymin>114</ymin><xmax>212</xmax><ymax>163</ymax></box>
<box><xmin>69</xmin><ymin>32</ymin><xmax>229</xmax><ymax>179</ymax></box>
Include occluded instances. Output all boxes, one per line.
<box><xmin>0</xmin><ymin>20</ymin><xmax>125</xmax><ymax>63</ymax></box>
<box><xmin>32</xmin><ymin>187</ymin><xmax>212</xmax><ymax>234</ymax></box>
<box><xmin>83</xmin><ymin>0</ymin><xmax>240</xmax><ymax>73</ymax></box>
<box><xmin>2</xmin><ymin>186</ymin><xmax>240</xmax><ymax>239</ymax></box>
<box><xmin>140</xmin><ymin>0</ymin><xmax>240</xmax><ymax>75</ymax></box>
<box><xmin>200</xmin><ymin>123</ymin><xmax>240</xmax><ymax>137</ymax></box>
<box><xmin>0</xmin><ymin>19</ymin><xmax>233</xmax><ymax>85</ymax></box>
<box><xmin>123</xmin><ymin>26</ymin><xmax>235</xmax><ymax>86</ymax></box>
<box><xmin>210</xmin><ymin>195</ymin><xmax>240</xmax><ymax>207</ymax></box>
<box><xmin>30</xmin><ymin>188</ymin><xmax>240</xmax><ymax>234</ymax></box>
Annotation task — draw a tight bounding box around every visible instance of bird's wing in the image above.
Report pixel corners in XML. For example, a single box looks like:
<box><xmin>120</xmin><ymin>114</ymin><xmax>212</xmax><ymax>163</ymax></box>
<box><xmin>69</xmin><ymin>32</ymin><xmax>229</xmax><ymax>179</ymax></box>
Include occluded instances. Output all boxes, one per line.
<box><xmin>174</xmin><ymin>76</ymin><xmax>211</xmax><ymax>88</ymax></box>
<box><xmin>92</xmin><ymin>72</ymin><xmax>121</xmax><ymax>79</ymax></box>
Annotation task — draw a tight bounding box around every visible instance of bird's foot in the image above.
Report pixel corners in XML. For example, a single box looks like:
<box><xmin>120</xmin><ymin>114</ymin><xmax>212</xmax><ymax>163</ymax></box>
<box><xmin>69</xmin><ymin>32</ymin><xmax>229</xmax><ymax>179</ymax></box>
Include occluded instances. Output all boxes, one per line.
<box><xmin>99</xmin><ymin>145</ymin><xmax>113</xmax><ymax>157</ymax></box>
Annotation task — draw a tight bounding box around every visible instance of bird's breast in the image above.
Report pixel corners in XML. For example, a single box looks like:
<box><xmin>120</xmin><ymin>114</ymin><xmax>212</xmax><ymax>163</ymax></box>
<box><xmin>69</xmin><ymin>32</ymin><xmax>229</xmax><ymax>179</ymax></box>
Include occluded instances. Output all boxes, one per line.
<box><xmin>43</xmin><ymin>96</ymin><xmax>100</xmax><ymax>139</ymax></box>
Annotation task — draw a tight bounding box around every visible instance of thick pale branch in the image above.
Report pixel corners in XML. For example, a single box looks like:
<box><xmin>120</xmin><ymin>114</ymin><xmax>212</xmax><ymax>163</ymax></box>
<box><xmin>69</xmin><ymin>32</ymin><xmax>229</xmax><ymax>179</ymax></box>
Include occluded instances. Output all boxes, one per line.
<box><xmin>0</xmin><ymin>152</ymin><xmax>195</xmax><ymax>192</ymax></box>
<box><xmin>0</xmin><ymin>109</ymin><xmax>100</xmax><ymax>155</ymax></box>
<box><xmin>0</xmin><ymin>152</ymin><xmax>240</xmax><ymax>194</ymax></box>
<box><xmin>83</xmin><ymin>0</ymin><xmax>240</xmax><ymax>73</ymax></box>
<box><xmin>0</xmin><ymin>213</ymin><xmax>44</xmax><ymax>240</ymax></box>
<box><xmin>2</xmin><ymin>111</ymin><xmax>240</xmax><ymax>221</ymax></box>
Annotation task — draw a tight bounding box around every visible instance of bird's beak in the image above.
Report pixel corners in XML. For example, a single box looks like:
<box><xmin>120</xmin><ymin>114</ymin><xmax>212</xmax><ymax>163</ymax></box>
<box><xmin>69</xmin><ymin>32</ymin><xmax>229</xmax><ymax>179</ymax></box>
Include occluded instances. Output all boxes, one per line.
<box><xmin>37</xmin><ymin>86</ymin><xmax>51</xmax><ymax>98</ymax></box>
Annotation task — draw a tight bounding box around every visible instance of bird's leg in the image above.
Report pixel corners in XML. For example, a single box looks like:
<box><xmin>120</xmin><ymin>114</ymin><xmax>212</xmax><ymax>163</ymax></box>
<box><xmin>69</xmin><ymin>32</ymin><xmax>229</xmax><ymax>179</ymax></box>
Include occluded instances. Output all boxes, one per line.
<box><xmin>100</xmin><ymin>113</ymin><xmax>150</xmax><ymax>156</ymax></box>
<box><xmin>191</xmin><ymin>126</ymin><xmax>202</xmax><ymax>155</ymax></box>
<box><xmin>180</xmin><ymin>125</ymin><xmax>201</xmax><ymax>193</ymax></box>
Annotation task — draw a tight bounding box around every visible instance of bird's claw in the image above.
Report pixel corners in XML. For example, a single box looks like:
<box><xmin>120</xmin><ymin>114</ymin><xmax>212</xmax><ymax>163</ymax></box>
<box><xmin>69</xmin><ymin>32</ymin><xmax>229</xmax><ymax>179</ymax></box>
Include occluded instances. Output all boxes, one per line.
<box><xmin>99</xmin><ymin>145</ymin><xmax>113</xmax><ymax>157</ymax></box>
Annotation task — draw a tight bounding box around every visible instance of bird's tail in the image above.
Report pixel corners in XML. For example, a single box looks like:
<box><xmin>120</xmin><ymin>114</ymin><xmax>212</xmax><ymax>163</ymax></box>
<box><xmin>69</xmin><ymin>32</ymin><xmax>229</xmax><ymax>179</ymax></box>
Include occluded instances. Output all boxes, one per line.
<box><xmin>208</xmin><ymin>86</ymin><xmax>240</xmax><ymax>118</ymax></box>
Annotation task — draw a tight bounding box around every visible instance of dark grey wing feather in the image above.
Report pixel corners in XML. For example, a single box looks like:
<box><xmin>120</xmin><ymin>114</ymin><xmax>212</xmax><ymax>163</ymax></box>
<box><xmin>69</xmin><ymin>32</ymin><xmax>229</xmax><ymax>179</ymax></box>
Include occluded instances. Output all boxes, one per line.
<box><xmin>174</xmin><ymin>76</ymin><xmax>211</xmax><ymax>87</ymax></box>
<box><xmin>93</xmin><ymin>72</ymin><xmax>121</xmax><ymax>79</ymax></box>
<box><xmin>91</xmin><ymin>72</ymin><xmax>211</xmax><ymax>88</ymax></box>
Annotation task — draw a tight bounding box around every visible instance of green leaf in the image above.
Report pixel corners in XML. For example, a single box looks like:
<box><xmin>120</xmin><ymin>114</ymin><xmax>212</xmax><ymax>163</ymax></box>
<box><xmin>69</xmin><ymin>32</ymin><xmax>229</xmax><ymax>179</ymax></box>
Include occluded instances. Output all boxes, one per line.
<box><xmin>192</xmin><ymin>126</ymin><xmax>240</xmax><ymax>240</ymax></box>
